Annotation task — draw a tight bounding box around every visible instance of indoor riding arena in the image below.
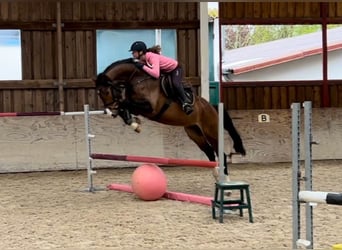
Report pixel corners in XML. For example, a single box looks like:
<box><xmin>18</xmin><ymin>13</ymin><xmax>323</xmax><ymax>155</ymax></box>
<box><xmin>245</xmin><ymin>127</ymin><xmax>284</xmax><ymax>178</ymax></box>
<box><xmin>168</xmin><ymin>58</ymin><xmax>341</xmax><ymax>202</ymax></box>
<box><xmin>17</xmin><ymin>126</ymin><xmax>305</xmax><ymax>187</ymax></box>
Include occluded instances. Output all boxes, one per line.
<box><xmin>1</xmin><ymin>2</ymin><xmax>342</xmax><ymax>250</ymax></box>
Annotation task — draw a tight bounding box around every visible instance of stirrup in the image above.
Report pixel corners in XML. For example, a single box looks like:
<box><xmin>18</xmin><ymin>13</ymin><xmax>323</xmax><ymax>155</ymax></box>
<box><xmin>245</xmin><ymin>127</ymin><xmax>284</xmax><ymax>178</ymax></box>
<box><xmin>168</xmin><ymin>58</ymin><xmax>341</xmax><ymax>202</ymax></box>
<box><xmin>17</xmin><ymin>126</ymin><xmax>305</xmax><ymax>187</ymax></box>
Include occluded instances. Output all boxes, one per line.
<box><xmin>182</xmin><ymin>103</ymin><xmax>193</xmax><ymax>115</ymax></box>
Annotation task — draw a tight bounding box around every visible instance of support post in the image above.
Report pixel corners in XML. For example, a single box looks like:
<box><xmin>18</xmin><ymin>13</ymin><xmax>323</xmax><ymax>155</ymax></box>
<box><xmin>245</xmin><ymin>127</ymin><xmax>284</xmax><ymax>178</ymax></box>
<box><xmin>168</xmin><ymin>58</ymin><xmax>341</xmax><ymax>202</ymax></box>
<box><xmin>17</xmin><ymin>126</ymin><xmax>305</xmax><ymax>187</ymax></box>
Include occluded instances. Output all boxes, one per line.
<box><xmin>303</xmin><ymin>101</ymin><xmax>313</xmax><ymax>249</ymax></box>
<box><xmin>218</xmin><ymin>102</ymin><xmax>225</xmax><ymax>182</ymax></box>
<box><xmin>200</xmin><ymin>2</ymin><xmax>209</xmax><ymax>101</ymax></box>
<box><xmin>84</xmin><ymin>104</ymin><xmax>96</xmax><ymax>192</ymax></box>
<box><xmin>292</xmin><ymin>102</ymin><xmax>301</xmax><ymax>250</ymax></box>
<box><xmin>292</xmin><ymin>101</ymin><xmax>315</xmax><ymax>249</ymax></box>
<box><xmin>56</xmin><ymin>1</ymin><xmax>64</xmax><ymax>112</ymax></box>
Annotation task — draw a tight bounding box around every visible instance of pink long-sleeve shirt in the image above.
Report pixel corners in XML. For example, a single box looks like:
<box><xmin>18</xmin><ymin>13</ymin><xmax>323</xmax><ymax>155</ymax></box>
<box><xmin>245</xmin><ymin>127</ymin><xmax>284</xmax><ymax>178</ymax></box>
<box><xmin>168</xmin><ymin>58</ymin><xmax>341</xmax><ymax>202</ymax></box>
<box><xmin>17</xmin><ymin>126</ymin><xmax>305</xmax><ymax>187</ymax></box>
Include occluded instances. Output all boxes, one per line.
<box><xmin>141</xmin><ymin>52</ymin><xmax>178</xmax><ymax>78</ymax></box>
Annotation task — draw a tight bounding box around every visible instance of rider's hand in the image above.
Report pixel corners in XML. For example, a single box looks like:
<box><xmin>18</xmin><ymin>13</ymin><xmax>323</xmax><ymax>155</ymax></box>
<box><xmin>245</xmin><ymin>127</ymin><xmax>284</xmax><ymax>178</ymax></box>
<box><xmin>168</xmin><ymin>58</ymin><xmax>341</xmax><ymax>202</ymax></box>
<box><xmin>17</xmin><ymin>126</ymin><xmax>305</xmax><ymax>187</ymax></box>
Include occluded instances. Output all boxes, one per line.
<box><xmin>134</xmin><ymin>62</ymin><xmax>144</xmax><ymax>69</ymax></box>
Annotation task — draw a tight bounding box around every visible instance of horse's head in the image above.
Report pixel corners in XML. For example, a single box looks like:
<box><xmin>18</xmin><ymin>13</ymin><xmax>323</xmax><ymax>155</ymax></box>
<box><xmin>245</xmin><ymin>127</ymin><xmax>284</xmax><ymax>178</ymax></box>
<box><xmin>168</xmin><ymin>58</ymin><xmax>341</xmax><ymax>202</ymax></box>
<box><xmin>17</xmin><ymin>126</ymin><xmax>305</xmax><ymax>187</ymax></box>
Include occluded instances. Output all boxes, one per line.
<box><xmin>95</xmin><ymin>73</ymin><xmax>123</xmax><ymax>117</ymax></box>
<box><xmin>95</xmin><ymin>58</ymin><xmax>137</xmax><ymax>117</ymax></box>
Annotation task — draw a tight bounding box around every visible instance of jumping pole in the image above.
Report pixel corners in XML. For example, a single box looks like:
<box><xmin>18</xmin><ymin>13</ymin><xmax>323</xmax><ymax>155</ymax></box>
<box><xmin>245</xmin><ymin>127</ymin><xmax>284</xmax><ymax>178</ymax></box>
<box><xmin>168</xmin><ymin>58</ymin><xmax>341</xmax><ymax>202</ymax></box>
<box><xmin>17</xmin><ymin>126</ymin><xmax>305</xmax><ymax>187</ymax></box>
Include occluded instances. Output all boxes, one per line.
<box><xmin>91</xmin><ymin>153</ymin><xmax>217</xmax><ymax>168</ymax></box>
<box><xmin>0</xmin><ymin>110</ymin><xmax>106</xmax><ymax>117</ymax></box>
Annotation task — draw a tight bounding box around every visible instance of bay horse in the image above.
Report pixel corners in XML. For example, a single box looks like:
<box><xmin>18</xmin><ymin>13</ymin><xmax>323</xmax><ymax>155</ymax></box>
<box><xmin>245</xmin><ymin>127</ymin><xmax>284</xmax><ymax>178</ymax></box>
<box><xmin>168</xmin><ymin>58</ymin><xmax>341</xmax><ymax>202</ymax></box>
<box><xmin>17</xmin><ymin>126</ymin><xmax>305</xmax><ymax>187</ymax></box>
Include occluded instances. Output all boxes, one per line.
<box><xmin>95</xmin><ymin>58</ymin><xmax>246</xmax><ymax>181</ymax></box>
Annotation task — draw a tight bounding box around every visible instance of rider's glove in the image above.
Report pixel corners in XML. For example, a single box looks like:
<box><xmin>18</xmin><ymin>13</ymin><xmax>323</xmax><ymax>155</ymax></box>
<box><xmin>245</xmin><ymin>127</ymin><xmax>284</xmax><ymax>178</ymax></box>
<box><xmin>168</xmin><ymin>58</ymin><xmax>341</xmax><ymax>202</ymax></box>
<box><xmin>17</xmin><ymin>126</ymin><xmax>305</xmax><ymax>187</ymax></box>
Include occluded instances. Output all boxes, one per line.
<box><xmin>134</xmin><ymin>62</ymin><xmax>144</xmax><ymax>69</ymax></box>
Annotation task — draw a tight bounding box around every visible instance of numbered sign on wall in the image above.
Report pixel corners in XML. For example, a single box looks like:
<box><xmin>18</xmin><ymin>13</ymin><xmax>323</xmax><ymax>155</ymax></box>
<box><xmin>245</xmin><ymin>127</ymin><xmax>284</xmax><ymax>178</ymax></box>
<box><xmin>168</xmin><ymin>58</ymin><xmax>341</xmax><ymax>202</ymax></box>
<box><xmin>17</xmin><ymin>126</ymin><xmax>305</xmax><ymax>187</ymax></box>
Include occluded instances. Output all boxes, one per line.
<box><xmin>258</xmin><ymin>114</ymin><xmax>270</xmax><ymax>123</ymax></box>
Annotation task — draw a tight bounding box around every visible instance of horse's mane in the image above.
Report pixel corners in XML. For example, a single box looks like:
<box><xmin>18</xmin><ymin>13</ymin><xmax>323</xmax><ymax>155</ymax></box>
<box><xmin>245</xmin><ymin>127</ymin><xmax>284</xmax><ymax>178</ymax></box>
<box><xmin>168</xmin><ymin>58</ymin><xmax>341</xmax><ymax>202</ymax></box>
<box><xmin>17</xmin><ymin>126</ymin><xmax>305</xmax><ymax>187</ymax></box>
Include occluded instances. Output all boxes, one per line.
<box><xmin>102</xmin><ymin>58</ymin><xmax>134</xmax><ymax>74</ymax></box>
<box><xmin>96</xmin><ymin>58</ymin><xmax>135</xmax><ymax>88</ymax></box>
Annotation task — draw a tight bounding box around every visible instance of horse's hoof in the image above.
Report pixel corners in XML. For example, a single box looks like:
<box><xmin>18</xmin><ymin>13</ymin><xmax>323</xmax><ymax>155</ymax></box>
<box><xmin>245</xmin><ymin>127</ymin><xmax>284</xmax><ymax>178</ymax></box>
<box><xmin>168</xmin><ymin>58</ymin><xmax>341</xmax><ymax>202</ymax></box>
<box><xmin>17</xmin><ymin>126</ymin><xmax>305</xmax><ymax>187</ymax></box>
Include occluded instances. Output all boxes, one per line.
<box><xmin>133</xmin><ymin>116</ymin><xmax>141</xmax><ymax>124</ymax></box>
<box><xmin>130</xmin><ymin>122</ymin><xmax>141</xmax><ymax>133</ymax></box>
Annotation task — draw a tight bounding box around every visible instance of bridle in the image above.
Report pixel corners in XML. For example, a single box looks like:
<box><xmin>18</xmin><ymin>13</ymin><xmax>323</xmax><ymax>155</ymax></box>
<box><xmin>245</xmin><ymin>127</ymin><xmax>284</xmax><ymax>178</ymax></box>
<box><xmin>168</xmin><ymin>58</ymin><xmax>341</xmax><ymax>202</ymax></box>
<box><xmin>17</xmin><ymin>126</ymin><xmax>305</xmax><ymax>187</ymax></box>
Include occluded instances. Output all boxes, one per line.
<box><xmin>97</xmin><ymin>80</ymin><xmax>125</xmax><ymax>108</ymax></box>
<box><xmin>98</xmin><ymin>68</ymin><xmax>152</xmax><ymax>112</ymax></box>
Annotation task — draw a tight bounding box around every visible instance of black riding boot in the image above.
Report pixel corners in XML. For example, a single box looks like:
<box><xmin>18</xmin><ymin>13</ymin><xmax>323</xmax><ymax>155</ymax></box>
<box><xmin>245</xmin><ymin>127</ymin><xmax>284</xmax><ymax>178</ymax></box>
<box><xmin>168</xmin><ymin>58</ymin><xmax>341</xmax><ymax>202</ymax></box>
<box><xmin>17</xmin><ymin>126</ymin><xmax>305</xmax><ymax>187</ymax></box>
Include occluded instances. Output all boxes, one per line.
<box><xmin>171</xmin><ymin>67</ymin><xmax>193</xmax><ymax>115</ymax></box>
<box><xmin>172</xmin><ymin>74</ymin><xmax>194</xmax><ymax>115</ymax></box>
<box><xmin>173</xmin><ymin>84</ymin><xmax>193</xmax><ymax>115</ymax></box>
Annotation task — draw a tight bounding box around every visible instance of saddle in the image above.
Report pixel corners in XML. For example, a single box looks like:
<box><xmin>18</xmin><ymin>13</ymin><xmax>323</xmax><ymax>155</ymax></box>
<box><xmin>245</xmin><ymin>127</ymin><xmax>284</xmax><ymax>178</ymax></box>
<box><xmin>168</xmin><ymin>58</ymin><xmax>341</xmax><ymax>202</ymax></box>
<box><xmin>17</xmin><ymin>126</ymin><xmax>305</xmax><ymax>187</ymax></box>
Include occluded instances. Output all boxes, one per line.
<box><xmin>160</xmin><ymin>74</ymin><xmax>194</xmax><ymax>105</ymax></box>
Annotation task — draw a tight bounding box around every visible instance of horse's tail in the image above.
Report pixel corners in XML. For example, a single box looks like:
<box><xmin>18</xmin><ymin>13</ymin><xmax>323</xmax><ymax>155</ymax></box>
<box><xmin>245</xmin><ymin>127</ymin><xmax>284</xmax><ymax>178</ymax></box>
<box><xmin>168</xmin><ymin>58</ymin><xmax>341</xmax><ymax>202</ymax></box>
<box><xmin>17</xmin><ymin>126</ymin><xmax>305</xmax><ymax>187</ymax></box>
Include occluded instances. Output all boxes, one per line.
<box><xmin>213</xmin><ymin>105</ymin><xmax>246</xmax><ymax>156</ymax></box>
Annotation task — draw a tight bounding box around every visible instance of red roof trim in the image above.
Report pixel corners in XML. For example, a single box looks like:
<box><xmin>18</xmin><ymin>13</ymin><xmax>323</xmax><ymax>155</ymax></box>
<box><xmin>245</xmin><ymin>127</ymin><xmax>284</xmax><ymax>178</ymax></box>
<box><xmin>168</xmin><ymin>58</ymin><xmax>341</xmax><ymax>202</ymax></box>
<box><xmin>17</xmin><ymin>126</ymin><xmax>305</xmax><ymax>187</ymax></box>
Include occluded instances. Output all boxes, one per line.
<box><xmin>232</xmin><ymin>43</ymin><xmax>342</xmax><ymax>75</ymax></box>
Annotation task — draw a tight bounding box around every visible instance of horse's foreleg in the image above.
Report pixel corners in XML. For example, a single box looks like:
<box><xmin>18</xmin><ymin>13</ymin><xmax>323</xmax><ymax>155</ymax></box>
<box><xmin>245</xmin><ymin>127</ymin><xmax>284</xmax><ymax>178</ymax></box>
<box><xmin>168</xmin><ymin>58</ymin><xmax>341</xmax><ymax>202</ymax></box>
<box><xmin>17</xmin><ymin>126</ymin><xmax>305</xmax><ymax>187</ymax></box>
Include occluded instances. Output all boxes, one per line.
<box><xmin>184</xmin><ymin>126</ymin><xmax>223</xmax><ymax>183</ymax></box>
<box><xmin>118</xmin><ymin>108</ymin><xmax>141</xmax><ymax>133</ymax></box>
<box><xmin>184</xmin><ymin>126</ymin><xmax>216</xmax><ymax>160</ymax></box>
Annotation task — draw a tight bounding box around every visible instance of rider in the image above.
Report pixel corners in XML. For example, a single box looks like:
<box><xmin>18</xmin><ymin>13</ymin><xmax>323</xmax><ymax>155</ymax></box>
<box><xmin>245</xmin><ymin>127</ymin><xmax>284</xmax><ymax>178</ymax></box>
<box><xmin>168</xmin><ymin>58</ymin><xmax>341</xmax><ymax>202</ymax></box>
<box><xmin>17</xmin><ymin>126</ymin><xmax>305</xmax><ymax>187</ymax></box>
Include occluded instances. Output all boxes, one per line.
<box><xmin>129</xmin><ymin>41</ymin><xmax>193</xmax><ymax>115</ymax></box>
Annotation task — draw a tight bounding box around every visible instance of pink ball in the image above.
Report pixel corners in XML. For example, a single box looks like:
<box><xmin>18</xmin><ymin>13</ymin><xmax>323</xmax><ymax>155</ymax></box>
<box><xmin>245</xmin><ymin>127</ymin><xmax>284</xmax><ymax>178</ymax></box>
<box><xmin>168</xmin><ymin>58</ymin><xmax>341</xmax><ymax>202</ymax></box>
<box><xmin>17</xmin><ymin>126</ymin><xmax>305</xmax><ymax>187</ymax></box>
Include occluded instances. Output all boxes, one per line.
<box><xmin>131</xmin><ymin>164</ymin><xmax>167</xmax><ymax>201</ymax></box>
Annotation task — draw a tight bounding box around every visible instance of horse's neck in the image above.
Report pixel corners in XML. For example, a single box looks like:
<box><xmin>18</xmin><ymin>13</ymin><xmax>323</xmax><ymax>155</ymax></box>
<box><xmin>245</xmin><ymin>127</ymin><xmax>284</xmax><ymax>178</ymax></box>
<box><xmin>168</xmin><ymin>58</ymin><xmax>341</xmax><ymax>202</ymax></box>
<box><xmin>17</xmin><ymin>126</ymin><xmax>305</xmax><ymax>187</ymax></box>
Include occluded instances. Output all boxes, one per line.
<box><xmin>106</xmin><ymin>64</ymin><xmax>136</xmax><ymax>81</ymax></box>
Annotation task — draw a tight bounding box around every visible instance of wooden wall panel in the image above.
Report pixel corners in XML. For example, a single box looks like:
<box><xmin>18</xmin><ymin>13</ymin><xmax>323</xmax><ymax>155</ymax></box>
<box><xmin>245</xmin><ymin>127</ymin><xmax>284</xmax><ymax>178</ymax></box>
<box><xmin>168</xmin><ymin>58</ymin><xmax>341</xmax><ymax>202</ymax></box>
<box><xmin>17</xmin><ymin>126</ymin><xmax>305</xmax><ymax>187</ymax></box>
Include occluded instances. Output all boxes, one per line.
<box><xmin>220</xmin><ymin>2</ymin><xmax>325</xmax><ymax>20</ymax></box>
<box><xmin>221</xmin><ymin>83</ymin><xmax>342</xmax><ymax>110</ymax></box>
<box><xmin>330</xmin><ymin>86</ymin><xmax>338</xmax><ymax>106</ymax></box>
<box><xmin>21</xmin><ymin>31</ymin><xmax>57</xmax><ymax>79</ymax></box>
<box><xmin>45</xmin><ymin>89</ymin><xmax>57</xmax><ymax>111</ymax></box>
<box><xmin>85</xmin><ymin>31</ymin><xmax>95</xmax><ymax>78</ymax></box>
<box><xmin>1</xmin><ymin>1</ymin><xmax>200</xmax><ymax>113</ymax></box>
<box><xmin>328</xmin><ymin>2</ymin><xmax>342</xmax><ymax>18</ymax></box>
<box><xmin>33</xmin><ymin>90</ymin><xmax>43</xmax><ymax>111</ymax></box>
<box><xmin>60</xmin><ymin>30</ymin><xmax>95</xmax><ymax>79</ymax></box>
<box><xmin>245</xmin><ymin>87</ymin><xmax>254</xmax><ymax>109</ymax></box>
<box><xmin>0</xmin><ymin>2</ymin><xmax>9</xmax><ymax>20</ymax></box>
<box><xmin>21</xmin><ymin>31</ymin><xmax>32</xmax><ymax>79</ymax></box>
<box><xmin>2</xmin><ymin>91</ymin><xmax>12</xmax><ymax>111</ymax></box>
<box><xmin>12</xmin><ymin>90</ymin><xmax>23</xmax><ymax>111</ymax></box>
<box><xmin>270</xmin><ymin>87</ymin><xmax>281</xmax><ymax>109</ymax></box>
<box><xmin>187</xmin><ymin>29</ymin><xmax>198</xmax><ymax>77</ymax></box>
<box><xmin>43</xmin><ymin>32</ymin><xmax>55</xmax><ymax>78</ymax></box>
<box><xmin>2</xmin><ymin>1</ymin><xmax>341</xmax><ymax>113</ymax></box>
<box><xmin>64</xmin><ymin>31</ymin><xmax>75</xmax><ymax>79</ymax></box>
<box><xmin>253</xmin><ymin>87</ymin><xmax>264</xmax><ymax>109</ymax></box>
<box><xmin>75</xmin><ymin>31</ymin><xmax>85</xmax><ymax>78</ymax></box>
<box><xmin>0</xmin><ymin>2</ymin><xmax>55</xmax><ymax>21</ymax></box>
<box><xmin>32</xmin><ymin>32</ymin><xmax>42</xmax><ymax>79</ymax></box>
<box><xmin>55</xmin><ymin>2</ymin><xmax>198</xmax><ymax>22</ymax></box>
<box><xmin>330</xmin><ymin>84</ymin><xmax>342</xmax><ymax>107</ymax></box>
<box><xmin>177</xmin><ymin>29</ymin><xmax>199</xmax><ymax>78</ymax></box>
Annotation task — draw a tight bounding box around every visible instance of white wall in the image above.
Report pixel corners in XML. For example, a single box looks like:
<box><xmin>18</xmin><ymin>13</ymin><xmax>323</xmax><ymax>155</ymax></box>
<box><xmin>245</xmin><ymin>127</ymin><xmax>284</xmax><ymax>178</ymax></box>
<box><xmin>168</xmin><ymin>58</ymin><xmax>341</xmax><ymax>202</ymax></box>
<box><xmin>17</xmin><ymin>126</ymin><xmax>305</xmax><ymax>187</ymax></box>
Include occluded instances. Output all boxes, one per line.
<box><xmin>227</xmin><ymin>50</ymin><xmax>342</xmax><ymax>81</ymax></box>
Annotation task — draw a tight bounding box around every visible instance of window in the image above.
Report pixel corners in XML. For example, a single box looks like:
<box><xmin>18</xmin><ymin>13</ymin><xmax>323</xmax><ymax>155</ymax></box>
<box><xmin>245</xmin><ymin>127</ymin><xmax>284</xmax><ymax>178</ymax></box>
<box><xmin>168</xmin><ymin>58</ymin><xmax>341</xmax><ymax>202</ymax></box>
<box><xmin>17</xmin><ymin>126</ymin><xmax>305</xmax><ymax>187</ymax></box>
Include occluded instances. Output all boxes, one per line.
<box><xmin>221</xmin><ymin>25</ymin><xmax>326</xmax><ymax>82</ymax></box>
<box><xmin>327</xmin><ymin>25</ymin><xmax>342</xmax><ymax>80</ymax></box>
<box><xmin>96</xmin><ymin>29</ymin><xmax>177</xmax><ymax>74</ymax></box>
<box><xmin>0</xmin><ymin>30</ymin><xmax>22</xmax><ymax>80</ymax></box>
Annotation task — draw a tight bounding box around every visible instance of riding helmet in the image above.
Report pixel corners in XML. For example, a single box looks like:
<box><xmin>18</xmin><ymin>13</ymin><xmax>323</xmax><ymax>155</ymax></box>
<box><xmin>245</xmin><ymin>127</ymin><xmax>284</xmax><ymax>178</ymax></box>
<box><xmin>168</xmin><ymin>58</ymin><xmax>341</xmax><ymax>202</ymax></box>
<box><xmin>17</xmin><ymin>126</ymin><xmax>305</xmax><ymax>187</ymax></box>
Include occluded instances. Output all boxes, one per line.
<box><xmin>129</xmin><ymin>41</ymin><xmax>147</xmax><ymax>52</ymax></box>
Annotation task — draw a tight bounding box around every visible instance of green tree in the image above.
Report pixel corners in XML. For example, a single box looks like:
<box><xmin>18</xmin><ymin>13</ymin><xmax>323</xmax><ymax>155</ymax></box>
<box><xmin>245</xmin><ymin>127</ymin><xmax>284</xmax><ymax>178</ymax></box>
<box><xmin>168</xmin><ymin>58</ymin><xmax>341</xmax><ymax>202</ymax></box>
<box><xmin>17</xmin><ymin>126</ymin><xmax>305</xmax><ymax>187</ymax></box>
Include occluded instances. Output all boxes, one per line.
<box><xmin>251</xmin><ymin>25</ymin><xmax>295</xmax><ymax>45</ymax></box>
<box><xmin>208</xmin><ymin>8</ymin><xmax>218</xmax><ymax>18</ymax></box>
<box><xmin>224</xmin><ymin>25</ymin><xmax>253</xmax><ymax>49</ymax></box>
<box><xmin>224</xmin><ymin>24</ymin><xmax>342</xmax><ymax>49</ymax></box>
